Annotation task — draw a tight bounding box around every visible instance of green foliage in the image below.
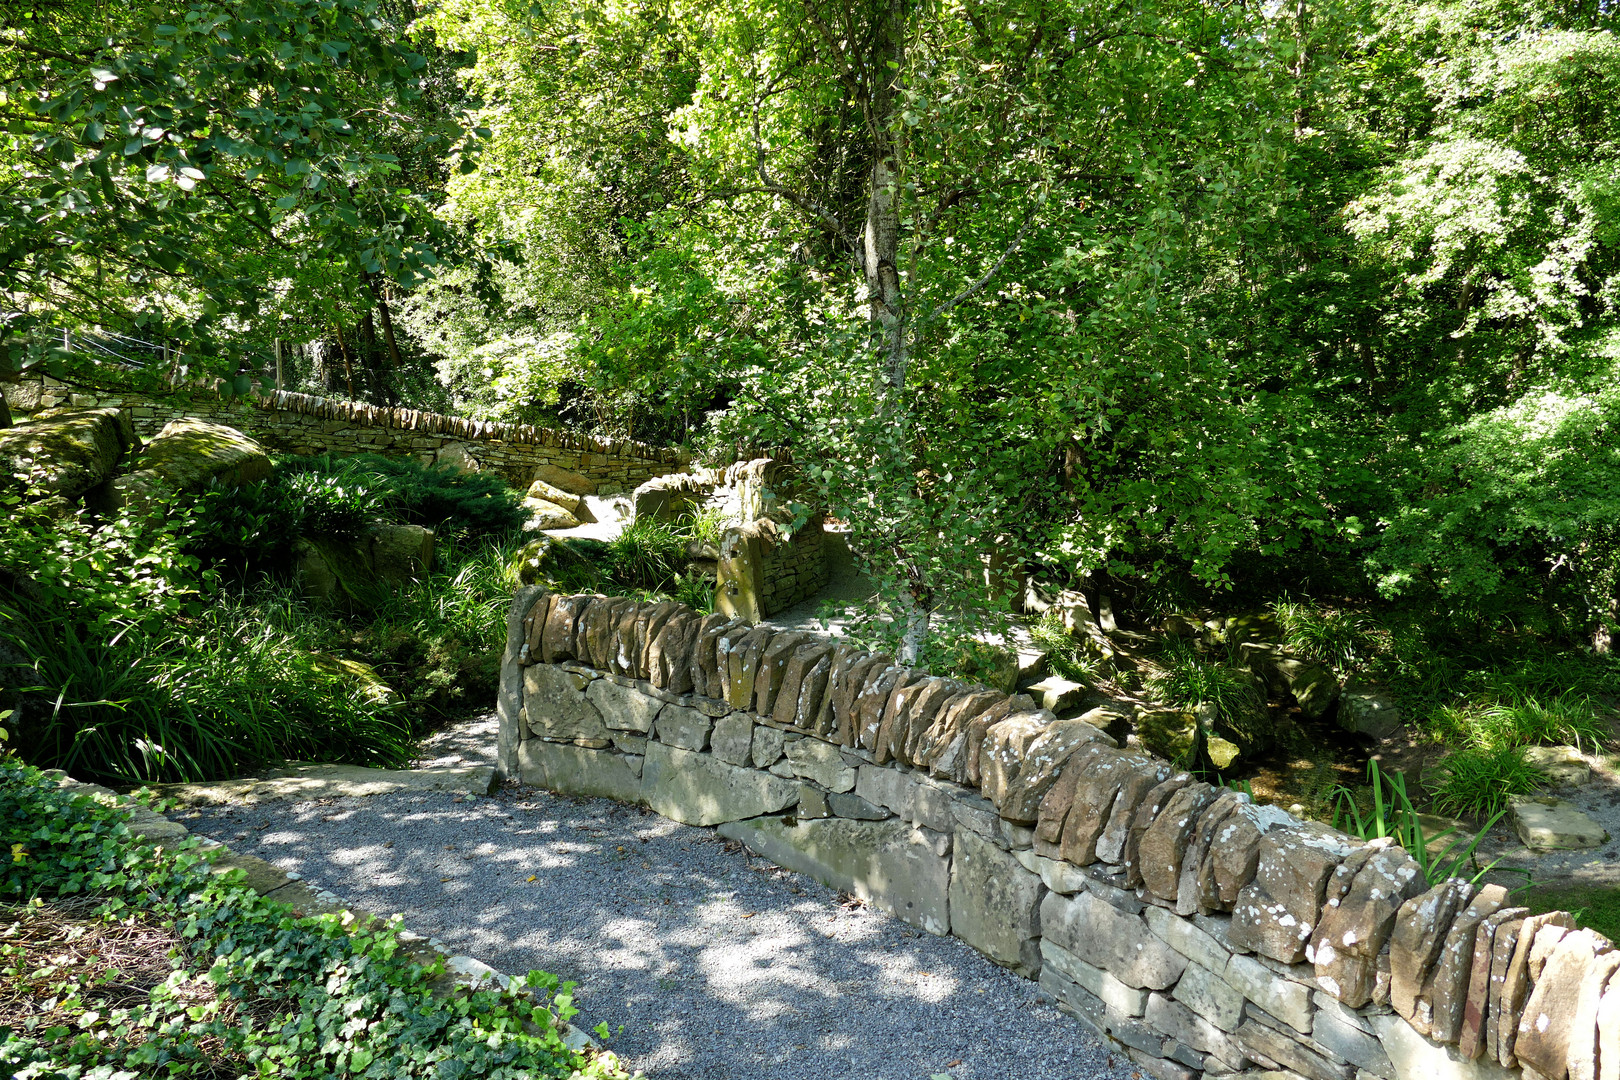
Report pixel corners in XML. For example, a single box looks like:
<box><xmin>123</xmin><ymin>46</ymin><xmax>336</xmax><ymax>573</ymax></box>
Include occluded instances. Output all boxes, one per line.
<box><xmin>0</xmin><ymin>0</ymin><xmax>483</xmax><ymax>389</ymax></box>
<box><xmin>1271</xmin><ymin>601</ymin><xmax>1367</xmax><ymax>670</ymax></box>
<box><xmin>1332</xmin><ymin>760</ymin><xmax>1505</xmax><ymax>885</ymax></box>
<box><xmin>1526</xmin><ymin>883</ymin><xmax>1620</xmax><ymax>944</ymax></box>
<box><xmin>0</xmin><ymin>596</ymin><xmax>415</xmax><ymax>784</ymax></box>
<box><xmin>603</xmin><ymin>518</ymin><xmax>692</xmax><ymax>593</ymax></box>
<box><xmin>1146</xmin><ymin>641</ymin><xmax>1264</xmax><ymax>727</ymax></box>
<box><xmin>277</xmin><ymin>453</ymin><xmax>525</xmax><ymax>540</ymax></box>
<box><xmin>1428</xmin><ymin>746</ymin><xmax>1549</xmax><ymax>819</ymax></box>
<box><xmin>1029</xmin><ymin>610</ymin><xmax>1102</xmax><ymax>686</ymax></box>
<box><xmin>0</xmin><ymin>763</ymin><xmax>629</xmax><ymax>1079</ymax></box>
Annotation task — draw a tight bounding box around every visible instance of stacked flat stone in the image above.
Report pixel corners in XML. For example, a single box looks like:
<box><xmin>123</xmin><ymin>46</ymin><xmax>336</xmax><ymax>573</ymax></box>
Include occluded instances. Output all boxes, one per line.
<box><xmin>7</xmin><ymin>376</ymin><xmax>685</xmax><ymax>492</ymax></box>
<box><xmin>499</xmin><ymin>588</ymin><xmax>1605</xmax><ymax>1080</ymax></box>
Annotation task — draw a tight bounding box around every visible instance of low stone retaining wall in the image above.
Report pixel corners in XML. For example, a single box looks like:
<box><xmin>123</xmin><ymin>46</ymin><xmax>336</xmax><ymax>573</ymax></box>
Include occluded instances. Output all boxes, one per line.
<box><xmin>6</xmin><ymin>377</ymin><xmax>685</xmax><ymax>492</ymax></box>
<box><xmin>498</xmin><ymin>588</ymin><xmax>1606</xmax><ymax>1080</ymax></box>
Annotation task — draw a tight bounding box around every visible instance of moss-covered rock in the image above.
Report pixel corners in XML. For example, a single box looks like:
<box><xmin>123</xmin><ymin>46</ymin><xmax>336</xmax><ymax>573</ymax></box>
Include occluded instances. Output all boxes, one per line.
<box><xmin>139</xmin><ymin>418</ymin><xmax>272</xmax><ymax>490</ymax></box>
<box><xmin>0</xmin><ymin>407</ymin><xmax>136</xmax><ymax>500</ymax></box>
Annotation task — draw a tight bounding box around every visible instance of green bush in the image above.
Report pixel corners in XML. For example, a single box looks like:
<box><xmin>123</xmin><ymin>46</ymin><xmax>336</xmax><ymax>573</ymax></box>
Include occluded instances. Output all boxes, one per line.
<box><xmin>1146</xmin><ymin>640</ymin><xmax>1264</xmax><ymax>724</ymax></box>
<box><xmin>278</xmin><ymin>452</ymin><xmax>525</xmax><ymax>539</ymax></box>
<box><xmin>604</xmin><ymin>517</ymin><xmax>689</xmax><ymax>591</ymax></box>
<box><xmin>1271</xmin><ymin>600</ymin><xmax>1366</xmax><ymax>669</ymax></box>
<box><xmin>1428</xmin><ymin>745</ymin><xmax>1548</xmax><ymax>819</ymax></box>
<box><xmin>0</xmin><ymin>763</ymin><xmax>629</xmax><ymax>1079</ymax></box>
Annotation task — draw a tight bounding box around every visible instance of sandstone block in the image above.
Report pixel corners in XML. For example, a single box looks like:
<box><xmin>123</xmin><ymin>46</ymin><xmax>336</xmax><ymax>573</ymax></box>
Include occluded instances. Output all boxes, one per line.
<box><xmin>1175</xmin><ymin>960</ymin><xmax>1247</xmax><ymax>1031</ymax></box>
<box><xmin>1518</xmin><ymin>929</ymin><xmax>1609</xmax><ymax>1080</ymax></box>
<box><xmin>1059</xmin><ymin>750</ymin><xmax>1157</xmax><ymax>865</ymax></box>
<box><xmin>582</xmin><ymin>677</ymin><xmax>665</xmax><ymax>733</ymax></box>
<box><xmin>653</xmin><ymin>704</ymin><xmax>712</xmax><ymax>751</ymax></box>
<box><xmin>1314</xmin><ymin>997</ymin><xmax>1396</xmax><ymax>1078</ymax></box>
<box><xmin>1229</xmin><ymin>827</ymin><xmax>1358</xmax><ymax>965</ymax></box>
<box><xmin>1144</xmin><ymin>904</ymin><xmax>1234</xmax><ymax>976</ymax></box>
<box><xmin>524</xmin><ymin>664</ymin><xmax>609</xmax><ymax>742</ymax></box>
<box><xmin>1567</xmin><ymin>947</ymin><xmax>1620</xmax><ymax>1080</ymax></box>
<box><xmin>830</xmin><ymin>653</ymin><xmax>885</xmax><ymax>746</ymax></box>
<box><xmin>1180</xmin><ymin>791</ymin><xmax>1243</xmax><ymax>916</ymax></box>
<box><xmin>920</xmin><ymin>690</ymin><xmax>1005</xmax><ymax>780</ymax></box>
<box><xmin>1311</xmin><ymin>848</ymin><xmax>1425</xmax><ymax>1007</ymax></box>
<box><xmin>1095</xmin><ymin>760</ymin><xmax>1177</xmax><ymax>866</ymax></box>
<box><xmin>1041</xmin><ymin>890</ymin><xmax>1187</xmax><ymax>990</ymax></box>
<box><xmin>1369</xmin><ymin>1013</ymin><xmax>1519</xmax><ymax>1080</ymax></box>
<box><xmin>1424</xmin><ymin>884</ymin><xmax>1509</xmax><ymax>1043</ymax></box>
<box><xmin>979</xmin><ymin>709</ymin><xmax>1057</xmax><ymax>813</ymax></box>
<box><xmin>1138</xmin><ymin>782</ymin><xmax>1219</xmax><ymax>903</ymax></box>
<box><xmin>1391</xmin><ymin>881</ymin><xmax>1473</xmax><ymax>1026</ymax></box>
<box><xmin>1470</xmin><ymin>912</ymin><xmax>1530</xmax><ymax>1063</ymax></box>
<box><xmin>718</xmin><ymin>815</ymin><xmax>949</xmax><ymax>935</ymax></box>
<box><xmin>773</xmin><ymin>642</ymin><xmax>833</xmax><ymax>728</ymax></box>
<box><xmin>828</xmin><ymin>791</ymin><xmax>891</xmax><ymax>819</ymax></box>
<box><xmin>1499</xmin><ymin>913</ymin><xmax>1576</xmax><ymax>1067</ymax></box>
<box><xmin>785</xmin><ymin>738</ymin><xmax>856</xmax><ymax>792</ymax></box>
<box><xmin>725</xmin><ymin>625</ymin><xmax>774</xmax><ymax>709</ymax></box>
<box><xmin>754</xmin><ymin>631</ymin><xmax>813</xmax><ymax>715</ymax></box>
<box><xmin>517</xmin><ymin>741</ymin><xmax>643</xmax><ymax>804</ymax></box>
<box><xmin>642</xmin><ymin>743</ymin><xmax>800</xmax><ymax>826</ymax></box>
<box><xmin>1235</xmin><ymin>1017</ymin><xmax>1352</xmax><ymax>1080</ymax></box>
<box><xmin>542</xmin><ymin>593</ymin><xmax>593</xmax><ymax>665</ymax></box>
<box><xmin>1511</xmin><ymin>797</ymin><xmax>1610</xmax><ymax>850</ymax></box>
<box><xmin>1124</xmin><ymin>775</ymin><xmax>1196</xmax><ymax>889</ymax></box>
<box><xmin>962</xmin><ymin>695</ymin><xmax>1034</xmax><ymax>787</ymax></box>
<box><xmin>999</xmin><ymin>718</ymin><xmax>1112</xmax><ymax>824</ymax></box>
<box><xmin>751</xmin><ymin>724</ymin><xmax>786</xmax><ymax>768</ymax></box>
<box><xmin>1041</xmin><ymin>938</ymin><xmax>1151</xmax><ymax>1015</ymax></box>
<box><xmin>1222</xmin><ymin>951</ymin><xmax>1314</xmax><ymax>1034</ymax></box>
<box><xmin>1204</xmin><ymin>801</ymin><xmax>1296</xmax><ymax>911</ymax></box>
<box><xmin>710</xmin><ymin>713</ymin><xmax>754</xmax><ymax>765</ymax></box>
<box><xmin>688</xmin><ymin>614</ymin><xmax>738</xmax><ymax>698</ymax></box>
<box><xmin>950</xmin><ymin>829</ymin><xmax>1045</xmax><ymax>975</ymax></box>
<box><xmin>1149</xmin><ymin>992</ymin><xmax>1250</xmax><ymax>1071</ymax></box>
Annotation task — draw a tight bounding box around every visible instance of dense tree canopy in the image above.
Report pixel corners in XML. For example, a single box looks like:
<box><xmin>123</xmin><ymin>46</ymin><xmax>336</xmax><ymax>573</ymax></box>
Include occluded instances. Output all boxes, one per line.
<box><xmin>9</xmin><ymin>0</ymin><xmax>1620</xmax><ymax>653</ymax></box>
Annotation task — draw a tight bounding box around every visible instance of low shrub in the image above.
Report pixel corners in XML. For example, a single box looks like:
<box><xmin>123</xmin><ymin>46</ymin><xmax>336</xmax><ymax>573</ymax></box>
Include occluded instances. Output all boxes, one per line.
<box><xmin>604</xmin><ymin>517</ymin><xmax>689</xmax><ymax>591</ymax></box>
<box><xmin>0</xmin><ymin>762</ymin><xmax>629</xmax><ymax>1079</ymax></box>
<box><xmin>1428</xmin><ymin>745</ymin><xmax>1548</xmax><ymax>819</ymax></box>
<box><xmin>1146</xmin><ymin>640</ymin><xmax>1264</xmax><ymax>725</ymax></box>
<box><xmin>1271</xmin><ymin>600</ymin><xmax>1366</xmax><ymax>669</ymax></box>
<box><xmin>278</xmin><ymin>452</ymin><xmax>524</xmax><ymax>539</ymax></box>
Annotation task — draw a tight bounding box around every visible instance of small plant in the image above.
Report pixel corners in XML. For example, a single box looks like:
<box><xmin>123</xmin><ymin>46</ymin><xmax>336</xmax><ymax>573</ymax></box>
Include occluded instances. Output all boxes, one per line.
<box><xmin>1271</xmin><ymin>600</ymin><xmax>1365</xmax><ymax>669</ymax></box>
<box><xmin>1146</xmin><ymin>639</ymin><xmax>1263</xmax><ymax>724</ymax></box>
<box><xmin>686</xmin><ymin>505</ymin><xmax>735</xmax><ymax>548</ymax></box>
<box><xmin>1331</xmin><ymin>759</ymin><xmax>1506</xmax><ymax>885</ymax></box>
<box><xmin>605</xmin><ymin>517</ymin><xmax>689</xmax><ymax>591</ymax></box>
<box><xmin>673</xmin><ymin>571</ymin><xmax>716</xmax><ymax>614</ymax></box>
<box><xmin>1029</xmin><ymin>608</ymin><xmax>1101</xmax><ymax>685</ymax></box>
<box><xmin>1428</xmin><ymin>745</ymin><xmax>1548</xmax><ymax>819</ymax></box>
<box><xmin>1469</xmin><ymin>691</ymin><xmax>1609</xmax><ymax>754</ymax></box>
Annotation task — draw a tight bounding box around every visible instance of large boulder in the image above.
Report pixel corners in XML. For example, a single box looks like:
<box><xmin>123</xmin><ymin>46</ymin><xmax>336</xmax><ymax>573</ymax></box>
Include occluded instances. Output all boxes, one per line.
<box><xmin>137</xmin><ymin>418</ymin><xmax>272</xmax><ymax>491</ymax></box>
<box><xmin>510</xmin><ymin>535</ymin><xmax>609</xmax><ymax>588</ymax></box>
<box><xmin>532</xmin><ymin>462</ymin><xmax>597</xmax><ymax>497</ymax></box>
<box><xmin>0</xmin><ymin>407</ymin><xmax>137</xmax><ymax>500</ymax></box>
<box><xmin>521</xmin><ymin>497</ymin><xmax>581</xmax><ymax>531</ymax></box>
<box><xmin>294</xmin><ymin>524</ymin><xmax>435</xmax><ymax>605</ymax></box>
<box><xmin>1338</xmin><ymin>675</ymin><xmax>1404</xmax><ymax>739</ymax></box>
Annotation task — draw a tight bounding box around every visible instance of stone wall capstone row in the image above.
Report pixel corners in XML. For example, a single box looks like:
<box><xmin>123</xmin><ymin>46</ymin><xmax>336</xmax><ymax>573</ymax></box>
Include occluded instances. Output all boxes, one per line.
<box><xmin>498</xmin><ymin>590</ymin><xmax>1608</xmax><ymax>1080</ymax></box>
<box><xmin>6</xmin><ymin>377</ymin><xmax>687</xmax><ymax>493</ymax></box>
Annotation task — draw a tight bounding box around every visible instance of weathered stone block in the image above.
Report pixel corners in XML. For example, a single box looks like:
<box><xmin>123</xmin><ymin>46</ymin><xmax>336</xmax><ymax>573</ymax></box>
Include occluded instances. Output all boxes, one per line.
<box><xmin>751</xmin><ymin>724</ymin><xmax>786</xmax><ymax>768</ymax></box>
<box><xmin>1139</xmin><ymin>782</ymin><xmax>1219</xmax><ymax>903</ymax></box>
<box><xmin>1230</xmin><ymin>827</ymin><xmax>1358</xmax><ymax>965</ymax></box>
<box><xmin>1144</xmin><ymin>904</ymin><xmax>1233</xmax><ymax>975</ymax></box>
<box><xmin>855</xmin><ymin>763</ymin><xmax>914</xmax><ymax>820</ymax></box>
<box><xmin>1314</xmin><ymin>997</ymin><xmax>1396</xmax><ymax>1079</ymax></box>
<box><xmin>642</xmin><ymin>742</ymin><xmax>800</xmax><ymax>826</ymax></box>
<box><xmin>516</xmin><ymin>741</ymin><xmax>643</xmax><ymax>804</ymax></box>
<box><xmin>1391</xmin><ymin>880</ymin><xmax>1472</xmax><ymax>1026</ymax></box>
<box><xmin>1042</xmin><ymin>938</ymin><xmax>1150</xmax><ymax>1016</ymax></box>
<box><xmin>582</xmin><ymin>676</ymin><xmax>664</xmax><ymax>733</ymax></box>
<box><xmin>979</xmin><ymin>709</ymin><xmax>1057</xmax><ymax>814</ymax></box>
<box><xmin>718</xmin><ymin>815</ymin><xmax>949</xmax><ymax>935</ymax></box>
<box><xmin>784</xmin><ymin>738</ymin><xmax>856</xmax><ymax>792</ymax></box>
<box><xmin>524</xmin><ymin>664</ymin><xmax>609</xmax><ymax>742</ymax></box>
<box><xmin>653</xmin><ymin>704</ymin><xmax>711</xmax><ymax>751</ymax></box>
<box><xmin>1175</xmin><ymin>960</ymin><xmax>1247</xmax><ymax>1031</ymax></box>
<box><xmin>949</xmin><ymin>829</ymin><xmax>1045</xmax><ymax>975</ymax></box>
<box><xmin>828</xmin><ymin>791</ymin><xmax>891</xmax><ymax>819</ymax></box>
<box><xmin>1311</xmin><ymin>848</ymin><xmax>1425</xmax><ymax>1007</ymax></box>
<box><xmin>1000</xmin><ymin>720</ymin><xmax>1112</xmax><ymax>825</ymax></box>
<box><xmin>1369</xmin><ymin>1013</ymin><xmax>1519</xmax><ymax>1080</ymax></box>
<box><xmin>1148</xmin><ymin>992</ymin><xmax>1250</xmax><ymax>1071</ymax></box>
<box><xmin>1223</xmin><ymin>952</ymin><xmax>1315</xmax><ymax>1034</ymax></box>
<box><xmin>1235</xmin><ymin>1016</ymin><xmax>1352</xmax><ymax>1080</ymax></box>
<box><xmin>710</xmin><ymin>713</ymin><xmax>754</xmax><ymax>766</ymax></box>
<box><xmin>1041</xmin><ymin>889</ymin><xmax>1187</xmax><ymax>990</ymax></box>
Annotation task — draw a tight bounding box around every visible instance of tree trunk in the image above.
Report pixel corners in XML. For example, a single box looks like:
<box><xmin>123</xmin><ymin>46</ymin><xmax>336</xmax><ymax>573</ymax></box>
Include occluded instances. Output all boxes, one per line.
<box><xmin>363</xmin><ymin>269</ymin><xmax>403</xmax><ymax>405</ymax></box>
<box><xmin>0</xmin><ymin>388</ymin><xmax>12</xmax><ymax>430</ymax></box>
<box><xmin>333</xmin><ymin>324</ymin><xmax>358</xmax><ymax>399</ymax></box>
<box><xmin>860</xmin><ymin>0</ymin><xmax>931</xmax><ymax>662</ymax></box>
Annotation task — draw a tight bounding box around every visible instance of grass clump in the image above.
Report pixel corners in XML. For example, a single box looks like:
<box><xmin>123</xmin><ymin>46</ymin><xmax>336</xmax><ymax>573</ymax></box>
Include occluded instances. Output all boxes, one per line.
<box><xmin>1271</xmin><ymin>600</ymin><xmax>1366</xmax><ymax>669</ymax></box>
<box><xmin>1146</xmin><ymin>640</ymin><xmax>1263</xmax><ymax>726</ymax></box>
<box><xmin>1427</xmin><ymin>745</ymin><xmax>1548</xmax><ymax>819</ymax></box>
<box><xmin>0</xmin><ymin>762</ymin><xmax>630</xmax><ymax>1079</ymax></box>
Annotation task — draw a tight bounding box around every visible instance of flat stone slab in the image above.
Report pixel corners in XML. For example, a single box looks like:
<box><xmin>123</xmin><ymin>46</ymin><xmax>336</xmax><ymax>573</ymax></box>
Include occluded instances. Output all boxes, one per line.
<box><xmin>159</xmin><ymin>762</ymin><xmax>497</xmax><ymax>805</ymax></box>
<box><xmin>1511</xmin><ymin>796</ymin><xmax>1610</xmax><ymax>851</ymax></box>
<box><xmin>1525</xmin><ymin>746</ymin><xmax>1592</xmax><ymax>788</ymax></box>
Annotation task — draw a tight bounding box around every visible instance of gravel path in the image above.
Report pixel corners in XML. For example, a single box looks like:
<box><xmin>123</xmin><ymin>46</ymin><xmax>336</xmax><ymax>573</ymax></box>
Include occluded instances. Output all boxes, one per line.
<box><xmin>176</xmin><ymin>719</ymin><xmax>1136</xmax><ymax>1080</ymax></box>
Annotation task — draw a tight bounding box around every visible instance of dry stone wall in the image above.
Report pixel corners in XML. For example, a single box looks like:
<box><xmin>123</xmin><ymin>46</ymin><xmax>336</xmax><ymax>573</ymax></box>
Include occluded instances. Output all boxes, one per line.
<box><xmin>499</xmin><ymin>587</ymin><xmax>1607</xmax><ymax>1080</ymax></box>
<box><xmin>716</xmin><ymin>513</ymin><xmax>831</xmax><ymax>622</ymax></box>
<box><xmin>5</xmin><ymin>376</ymin><xmax>685</xmax><ymax>492</ymax></box>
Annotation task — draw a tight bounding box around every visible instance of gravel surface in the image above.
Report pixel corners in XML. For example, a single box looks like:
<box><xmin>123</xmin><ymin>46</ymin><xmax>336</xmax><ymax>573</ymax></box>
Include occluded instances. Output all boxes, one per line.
<box><xmin>177</xmin><ymin>720</ymin><xmax>1137</xmax><ymax>1080</ymax></box>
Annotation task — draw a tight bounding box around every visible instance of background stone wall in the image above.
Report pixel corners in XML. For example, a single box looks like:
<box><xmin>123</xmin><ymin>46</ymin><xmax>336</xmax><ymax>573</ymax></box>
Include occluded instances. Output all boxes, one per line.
<box><xmin>500</xmin><ymin>588</ymin><xmax>1600</xmax><ymax>1080</ymax></box>
<box><xmin>5</xmin><ymin>377</ymin><xmax>686</xmax><ymax>492</ymax></box>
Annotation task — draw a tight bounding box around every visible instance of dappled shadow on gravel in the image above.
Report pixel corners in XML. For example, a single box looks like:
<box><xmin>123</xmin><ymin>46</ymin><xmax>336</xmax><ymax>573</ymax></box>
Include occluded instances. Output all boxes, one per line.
<box><xmin>180</xmin><ymin>784</ymin><xmax>1136</xmax><ymax>1080</ymax></box>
